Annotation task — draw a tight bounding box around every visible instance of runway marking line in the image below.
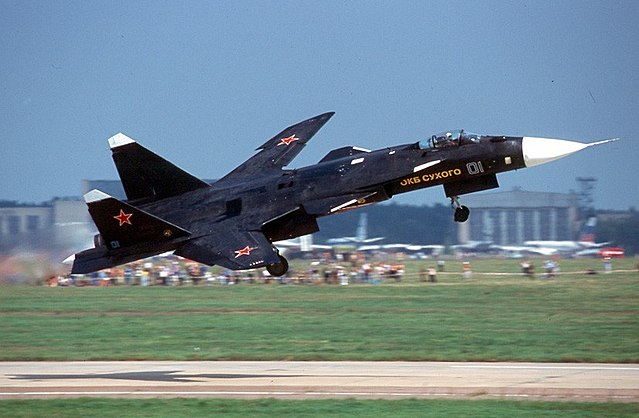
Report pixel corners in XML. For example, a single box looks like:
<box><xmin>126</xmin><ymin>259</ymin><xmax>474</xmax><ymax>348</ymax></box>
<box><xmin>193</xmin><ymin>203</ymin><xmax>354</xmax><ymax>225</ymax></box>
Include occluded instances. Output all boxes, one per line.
<box><xmin>451</xmin><ymin>365</ymin><xmax>639</xmax><ymax>371</ymax></box>
<box><xmin>1</xmin><ymin>390</ymin><xmax>637</xmax><ymax>401</ymax></box>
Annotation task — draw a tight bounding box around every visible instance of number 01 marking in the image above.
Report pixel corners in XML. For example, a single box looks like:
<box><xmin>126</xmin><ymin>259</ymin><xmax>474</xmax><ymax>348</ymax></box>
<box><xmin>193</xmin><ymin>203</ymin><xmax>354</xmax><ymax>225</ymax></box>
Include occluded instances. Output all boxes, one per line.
<box><xmin>466</xmin><ymin>161</ymin><xmax>485</xmax><ymax>175</ymax></box>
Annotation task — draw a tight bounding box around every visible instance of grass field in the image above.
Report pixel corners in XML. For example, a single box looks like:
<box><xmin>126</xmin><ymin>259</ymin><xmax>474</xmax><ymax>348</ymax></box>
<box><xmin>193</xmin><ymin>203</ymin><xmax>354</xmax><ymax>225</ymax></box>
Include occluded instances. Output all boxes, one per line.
<box><xmin>1</xmin><ymin>258</ymin><xmax>637</xmax><ymax>415</ymax></box>
<box><xmin>1</xmin><ymin>398</ymin><xmax>638</xmax><ymax>418</ymax></box>
<box><xmin>1</xmin><ymin>258</ymin><xmax>638</xmax><ymax>362</ymax></box>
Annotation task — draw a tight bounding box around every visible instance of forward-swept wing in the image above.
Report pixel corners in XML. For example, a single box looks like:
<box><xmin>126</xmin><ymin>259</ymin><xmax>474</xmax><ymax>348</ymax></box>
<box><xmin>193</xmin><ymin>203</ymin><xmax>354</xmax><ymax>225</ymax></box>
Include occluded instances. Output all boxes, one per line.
<box><xmin>217</xmin><ymin>112</ymin><xmax>334</xmax><ymax>183</ymax></box>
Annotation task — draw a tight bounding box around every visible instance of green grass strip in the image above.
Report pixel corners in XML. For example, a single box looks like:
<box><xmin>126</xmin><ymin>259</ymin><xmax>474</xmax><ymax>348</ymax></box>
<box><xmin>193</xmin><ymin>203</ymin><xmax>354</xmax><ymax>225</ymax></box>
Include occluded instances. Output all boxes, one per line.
<box><xmin>0</xmin><ymin>398</ymin><xmax>638</xmax><ymax>418</ymax></box>
<box><xmin>1</xmin><ymin>258</ymin><xmax>638</xmax><ymax>362</ymax></box>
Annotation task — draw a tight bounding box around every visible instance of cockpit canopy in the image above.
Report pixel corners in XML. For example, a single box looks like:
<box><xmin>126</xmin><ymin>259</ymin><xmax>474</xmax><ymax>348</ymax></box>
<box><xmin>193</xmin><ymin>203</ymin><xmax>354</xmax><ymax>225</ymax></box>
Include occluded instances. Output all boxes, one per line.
<box><xmin>419</xmin><ymin>129</ymin><xmax>482</xmax><ymax>149</ymax></box>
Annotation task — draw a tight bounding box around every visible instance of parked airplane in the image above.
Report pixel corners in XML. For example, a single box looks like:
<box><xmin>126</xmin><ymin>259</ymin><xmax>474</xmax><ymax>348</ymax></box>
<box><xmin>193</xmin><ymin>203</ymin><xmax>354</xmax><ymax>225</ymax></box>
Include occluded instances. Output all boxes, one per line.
<box><xmin>275</xmin><ymin>235</ymin><xmax>332</xmax><ymax>254</ymax></box>
<box><xmin>458</xmin><ymin>217</ymin><xmax>610</xmax><ymax>257</ymax></box>
<box><xmin>357</xmin><ymin>243</ymin><xmax>445</xmax><ymax>258</ymax></box>
<box><xmin>326</xmin><ymin>213</ymin><xmax>384</xmax><ymax>244</ymax></box>
<box><xmin>67</xmin><ymin>113</ymin><xmax>617</xmax><ymax>276</ymax></box>
<box><xmin>524</xmin><ymin>217</ymin><xmax>609</xmax><ymax>253</ymax></box>
<box><xmin>496</xmin><ymin>245</ymin><xmax>560</xmax><ymax>257</ymax></box>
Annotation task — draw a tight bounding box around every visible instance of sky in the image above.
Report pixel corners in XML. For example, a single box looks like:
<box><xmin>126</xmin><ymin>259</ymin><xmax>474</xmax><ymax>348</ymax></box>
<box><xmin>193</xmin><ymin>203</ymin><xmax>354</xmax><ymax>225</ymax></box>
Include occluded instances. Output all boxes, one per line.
<box><xmin>1</xmin><ymin>0</ymin><xmax>638</xmax><ymax>210</ymax></box>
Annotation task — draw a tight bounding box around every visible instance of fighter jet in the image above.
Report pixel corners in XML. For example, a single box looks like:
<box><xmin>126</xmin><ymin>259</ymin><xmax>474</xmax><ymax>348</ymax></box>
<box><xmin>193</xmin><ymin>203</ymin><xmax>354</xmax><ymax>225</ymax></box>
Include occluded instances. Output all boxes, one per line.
<box><xmin>67</xmin><ymin>112</ymin><xmax>617</xmax><ymax>276</ymax></box>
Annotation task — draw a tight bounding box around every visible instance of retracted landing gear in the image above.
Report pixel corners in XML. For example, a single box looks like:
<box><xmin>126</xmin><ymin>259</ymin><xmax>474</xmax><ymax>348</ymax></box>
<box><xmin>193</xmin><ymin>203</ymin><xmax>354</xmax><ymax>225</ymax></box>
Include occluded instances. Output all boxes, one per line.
<box><xmin>266</xmin><ymin>254</ymin><xmax>289</xmax><ymax>277</ymax></box>
<box><xmin>451</xmin><ymin>196</ymin><xmax>470</xmax><ymax>223</ymax></box>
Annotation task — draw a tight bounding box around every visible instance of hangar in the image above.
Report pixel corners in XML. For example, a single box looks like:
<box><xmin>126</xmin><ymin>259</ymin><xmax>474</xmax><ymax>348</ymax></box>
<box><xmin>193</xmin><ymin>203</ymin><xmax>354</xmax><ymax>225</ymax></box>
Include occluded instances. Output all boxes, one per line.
<box><xmin>457</xmin><ymin>189</ymin><xmax>579</xmax><ymax>245</ymax></box>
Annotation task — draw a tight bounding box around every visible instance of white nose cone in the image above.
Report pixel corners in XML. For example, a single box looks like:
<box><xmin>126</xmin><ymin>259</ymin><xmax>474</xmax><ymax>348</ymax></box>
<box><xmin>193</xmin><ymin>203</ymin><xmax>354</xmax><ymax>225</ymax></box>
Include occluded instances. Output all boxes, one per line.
<box><xmin>522</xmin><ymin>137</ymin><xmax>592</xmax><ymax>167</ymax></box>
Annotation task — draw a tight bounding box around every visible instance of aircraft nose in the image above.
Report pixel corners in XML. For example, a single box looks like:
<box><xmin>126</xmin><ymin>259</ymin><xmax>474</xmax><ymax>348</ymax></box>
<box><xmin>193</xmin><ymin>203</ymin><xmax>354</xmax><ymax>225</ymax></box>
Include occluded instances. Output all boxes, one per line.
<box><xmin>521</xmin><ymin>137</ymin><xmax>591</xmax><ymax>167</ymax></box>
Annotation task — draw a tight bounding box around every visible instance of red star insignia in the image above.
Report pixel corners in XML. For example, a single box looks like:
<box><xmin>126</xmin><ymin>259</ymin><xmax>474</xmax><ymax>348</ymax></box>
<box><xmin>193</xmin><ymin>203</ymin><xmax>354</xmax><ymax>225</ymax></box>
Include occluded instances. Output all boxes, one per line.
<box><xmin>114</xmin><ymin>209</ymin><xmax>133</xmax><ymax>226</ymax></box>
<box><xmin>234</xmin><ymin>245</ymin><xmax>255</xmax><ymax>258</ymax></box>
<box><xmin>277</xmin><ymin>134</ymin><xmax>300</xmax><ymax>146</ymax></box>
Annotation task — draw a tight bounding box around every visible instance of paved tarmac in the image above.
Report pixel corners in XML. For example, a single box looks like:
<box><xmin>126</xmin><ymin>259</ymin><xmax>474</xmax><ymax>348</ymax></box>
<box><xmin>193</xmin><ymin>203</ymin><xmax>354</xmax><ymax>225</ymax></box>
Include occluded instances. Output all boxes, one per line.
<box><xmin>1</xmin><ymin>361</ymin><xmax>638</xmax><ymax>402</ymax></box>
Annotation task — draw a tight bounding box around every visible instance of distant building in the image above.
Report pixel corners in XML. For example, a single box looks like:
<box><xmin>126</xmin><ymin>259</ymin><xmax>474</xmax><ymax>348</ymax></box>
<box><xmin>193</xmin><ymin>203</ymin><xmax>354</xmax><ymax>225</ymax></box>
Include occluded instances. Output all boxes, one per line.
<box><xmin>0</xmin><ymin>199</ymin><xmax>92</xmax><ymax>252</ymax></box>
<box><xmin>0</xmin><ymin>203</ymin><xmax>52</xmax><ymax>237</ymax></box>
<box><xmin>457</xmin><ymin>190</ymin><xmax>579</xmax><ymax>245</ymax></box>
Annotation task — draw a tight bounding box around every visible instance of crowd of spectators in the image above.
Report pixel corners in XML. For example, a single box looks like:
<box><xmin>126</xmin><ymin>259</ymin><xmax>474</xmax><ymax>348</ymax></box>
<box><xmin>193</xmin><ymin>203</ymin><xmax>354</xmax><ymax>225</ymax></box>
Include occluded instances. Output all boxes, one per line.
<box><xmin>47</xmin><ymin>254</ymin><xmax>405</xmax><ymax>287</ymax></box>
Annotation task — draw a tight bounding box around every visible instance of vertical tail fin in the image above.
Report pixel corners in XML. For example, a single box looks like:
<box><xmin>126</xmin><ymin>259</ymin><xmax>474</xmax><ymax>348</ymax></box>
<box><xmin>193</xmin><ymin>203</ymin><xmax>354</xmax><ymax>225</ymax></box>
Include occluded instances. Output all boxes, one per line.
<box><xmin>84</xmin><ymin>189</ymin><xmax>190</xmax><ymax>251</ymax></box>
<box><xmin>108</xmin><ymin>133</ymin><xmax>209</xmax><ymax>203</ymax></box>
<box><xmin>69</xmin><ymin>190</ymin><xmax>192</xmax><ymax>274</ymax></box>
<box><xmin>579</xmin><ymin>216</ymin><xmax>597</xmax><ymax>243</ymax></box>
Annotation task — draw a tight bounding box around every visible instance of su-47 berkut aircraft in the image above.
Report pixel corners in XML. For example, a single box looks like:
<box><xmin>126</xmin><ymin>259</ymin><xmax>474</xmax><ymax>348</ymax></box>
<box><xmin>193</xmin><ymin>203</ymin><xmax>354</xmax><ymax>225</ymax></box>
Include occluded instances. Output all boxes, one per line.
<box><xmin>68</xmin><ymin>112</ymin><xmax>617</xmax><ymax>276</ymax></box>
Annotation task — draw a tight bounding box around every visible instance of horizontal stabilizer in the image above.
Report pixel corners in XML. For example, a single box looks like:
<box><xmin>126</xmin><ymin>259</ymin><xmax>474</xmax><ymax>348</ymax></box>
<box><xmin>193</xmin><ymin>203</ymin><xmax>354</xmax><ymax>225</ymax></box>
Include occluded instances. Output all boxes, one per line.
<box><xmin>109</xmin><ymin>133</ymin><xmax>210</xmax><ymax>202</ymax></box>
<box><xmin>175</xmin><ymin>228</ymin><xmax>280</xmax><ymax>270</ymax></box>
<box><xmin>70</xmin><ymin>247</ymin><xmax>172</xmax><ymax>274</ymax></box>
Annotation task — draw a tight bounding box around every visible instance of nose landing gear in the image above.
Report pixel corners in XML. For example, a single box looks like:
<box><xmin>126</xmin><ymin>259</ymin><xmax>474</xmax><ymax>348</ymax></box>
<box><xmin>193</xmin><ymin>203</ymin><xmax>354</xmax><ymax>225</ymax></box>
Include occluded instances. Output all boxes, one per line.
<box><xmin>451</xmin><ymin>196</ymin><xmax>470</xmax><ymax>223</ymax></box>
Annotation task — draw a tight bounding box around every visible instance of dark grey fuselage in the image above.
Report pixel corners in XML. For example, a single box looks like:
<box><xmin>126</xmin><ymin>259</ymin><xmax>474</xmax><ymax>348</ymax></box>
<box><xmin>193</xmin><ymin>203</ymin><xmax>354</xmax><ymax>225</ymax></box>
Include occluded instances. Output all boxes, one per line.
<box><xmin>139</xmin><ymin>136</ymin><xmax>525</xmax><ymax>243</ymax></box>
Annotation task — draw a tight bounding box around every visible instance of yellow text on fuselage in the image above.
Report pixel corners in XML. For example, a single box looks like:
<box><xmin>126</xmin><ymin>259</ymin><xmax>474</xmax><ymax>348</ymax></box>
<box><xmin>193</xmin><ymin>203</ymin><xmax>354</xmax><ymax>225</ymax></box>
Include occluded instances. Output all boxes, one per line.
<box><xmin>399</xmin><ymin>168</ymin><xmax>462</xmax><ymax>187</ymax></box>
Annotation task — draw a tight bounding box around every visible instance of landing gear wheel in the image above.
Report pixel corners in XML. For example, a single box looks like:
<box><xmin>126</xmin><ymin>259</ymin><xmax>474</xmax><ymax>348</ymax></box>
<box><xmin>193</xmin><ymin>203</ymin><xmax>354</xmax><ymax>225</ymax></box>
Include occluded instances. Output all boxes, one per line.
<box><xmin>450</xmin><ymin>196</ymin><xmax>470</xmax><ymax>223</ymax></box>
<box><xmin>454</xmin><ymin>205</ymin><xmax>470</xmax><ymax>223</ymax></box>
<box><xmin>266</xmin><ymin>255</ymin><xmax>289</xmax><ymax>277</ymax></box>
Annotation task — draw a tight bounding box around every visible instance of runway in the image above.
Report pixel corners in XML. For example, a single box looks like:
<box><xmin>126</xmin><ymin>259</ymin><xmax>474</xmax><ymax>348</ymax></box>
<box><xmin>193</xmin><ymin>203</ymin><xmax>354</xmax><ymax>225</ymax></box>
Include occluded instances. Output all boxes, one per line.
<box><xmin>1</xmin><ymin>361</ymin><xmax>638</xmax><ymax>402</ymax></box>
